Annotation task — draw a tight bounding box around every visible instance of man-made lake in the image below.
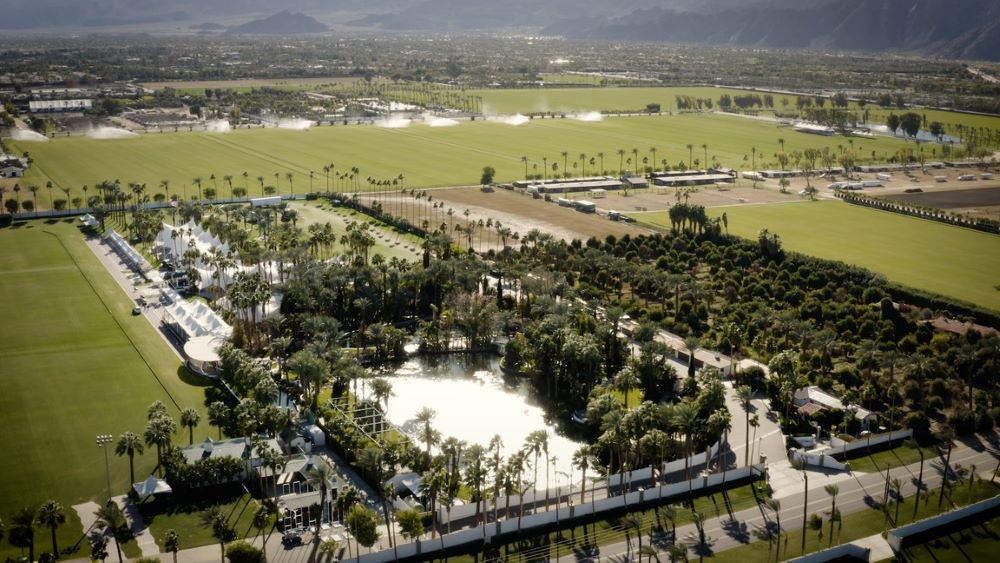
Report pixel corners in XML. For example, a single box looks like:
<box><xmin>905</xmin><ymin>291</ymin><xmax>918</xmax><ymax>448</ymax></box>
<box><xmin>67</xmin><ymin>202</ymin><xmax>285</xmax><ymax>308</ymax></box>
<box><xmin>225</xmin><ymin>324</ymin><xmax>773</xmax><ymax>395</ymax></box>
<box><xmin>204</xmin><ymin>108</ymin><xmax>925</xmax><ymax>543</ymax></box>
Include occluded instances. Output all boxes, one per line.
<box><xmin>374</xmin><ymin>355</ymin><xmax>584</xmax><ymax>489</ymax></box>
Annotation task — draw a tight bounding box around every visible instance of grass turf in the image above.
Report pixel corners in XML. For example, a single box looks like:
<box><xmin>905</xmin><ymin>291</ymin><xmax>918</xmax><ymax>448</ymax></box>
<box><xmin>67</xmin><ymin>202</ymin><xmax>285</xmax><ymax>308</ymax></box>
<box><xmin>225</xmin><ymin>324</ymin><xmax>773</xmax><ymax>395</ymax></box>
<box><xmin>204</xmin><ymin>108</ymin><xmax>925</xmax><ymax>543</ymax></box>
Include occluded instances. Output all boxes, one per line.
<box><xmin>633</xmin><ymin>199</ymin><xmax>1000</xmax><ymax>312</ymax></box>
<box><xmin>904</xmin><ymin>516</ymin><xmax>1000</xmax><ymax>562</ymax></box>
<box><xmin>289</xmin><ymin>200</ymin><xmax>422</xmax><ymax>262</ymax></box>
<box><xmin>6</xmin><ymin>112</ymin><xmax>914</xmax><ymax>210</ymax></box>
<box><xmin>0</xmin><ymin>220</ymin><xmax>213</xmax><ymax>560</ymax></box>
<box><xmin>141</xmin><ymin>488</ymin><xmax>275</xmax><ymax>552</ymax></box>
<box><xmin>467</xmin><ymin>87</ymin><xmax>1000</xmax><ymax>132</ymax></box>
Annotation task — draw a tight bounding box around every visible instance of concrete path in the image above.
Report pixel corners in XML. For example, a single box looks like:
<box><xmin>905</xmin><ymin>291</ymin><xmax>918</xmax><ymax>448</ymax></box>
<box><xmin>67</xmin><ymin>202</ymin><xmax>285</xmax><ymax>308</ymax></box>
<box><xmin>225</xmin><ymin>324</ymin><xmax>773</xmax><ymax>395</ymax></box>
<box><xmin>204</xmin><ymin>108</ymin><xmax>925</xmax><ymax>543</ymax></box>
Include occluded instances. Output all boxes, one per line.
<box><xmin>72</xmin><ymin>501</ymin><xmax>102</xmax><ymax>539</ymax></box>
<box><xmin>851</xmin><ymin>532</ymin><xmax>894</xmax><ymax>561</ymax></box>
<box><xmin>723</xmin><ymin>382</ymin><xmax>787</xmax><ymax>472</ymax></box>
<box><xmin>85</xmin><ymin>235</ymin><xmax>190</xmax><ymax>363</ymax></box>
<box><xmin>115</xmin><ymin>495</ymin><xmax>160</xmax><ymax>557</ymax></box>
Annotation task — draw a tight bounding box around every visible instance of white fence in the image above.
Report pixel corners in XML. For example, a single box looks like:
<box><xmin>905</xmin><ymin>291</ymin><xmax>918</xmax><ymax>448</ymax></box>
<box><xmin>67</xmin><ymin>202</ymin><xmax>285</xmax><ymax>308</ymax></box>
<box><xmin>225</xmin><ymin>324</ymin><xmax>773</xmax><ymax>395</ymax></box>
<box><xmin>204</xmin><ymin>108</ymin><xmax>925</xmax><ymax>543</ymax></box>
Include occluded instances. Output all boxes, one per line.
<box><xmin>816</xmin><ymin>429</ymin><xmax>912</xmax><ymax>459</ymax></box>
<box><xmin>794</xmin><ymin>429</ymin><xmax>912</xmax><ymax>471</ymax></box>
<box><xmin>887</xmin><ymin>495</ymin><xmax>1000</xmax><ymax>552</ymax></box>
<box><xmin>438</xmin><ymin>440</ymin><xmax>725</xmax><ymax>525</ymax></box>
<box><xmin>350</xmin><ymin>465</ymin><xmax>765</xmax><ymax>563</ymax></box>
<box><xmin>787</xmin><ymin>543</ymin><xmax>871</xmax><ymax>562</ymax></box>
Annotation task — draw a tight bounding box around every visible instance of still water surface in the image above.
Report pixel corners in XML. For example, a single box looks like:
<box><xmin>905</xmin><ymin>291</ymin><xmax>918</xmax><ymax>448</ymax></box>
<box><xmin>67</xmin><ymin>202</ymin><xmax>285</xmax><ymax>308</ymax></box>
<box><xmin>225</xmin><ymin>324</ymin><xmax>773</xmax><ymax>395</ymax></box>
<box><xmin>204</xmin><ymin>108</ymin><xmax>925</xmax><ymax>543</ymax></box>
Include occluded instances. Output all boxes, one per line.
<box><xmin>373</xmin><ymin>355</ymin><xmax>584</xmax><ymax>488</ymax></box>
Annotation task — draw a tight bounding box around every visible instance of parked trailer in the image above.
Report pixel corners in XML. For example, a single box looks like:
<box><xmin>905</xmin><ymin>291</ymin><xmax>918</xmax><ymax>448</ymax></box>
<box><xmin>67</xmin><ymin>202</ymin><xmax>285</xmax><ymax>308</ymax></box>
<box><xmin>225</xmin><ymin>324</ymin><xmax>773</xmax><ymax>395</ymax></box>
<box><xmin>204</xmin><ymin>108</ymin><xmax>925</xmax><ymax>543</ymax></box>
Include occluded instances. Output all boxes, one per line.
<box><xmin>958</xmin><ymin>174</ymin><xmax>976</xmax><ymax>181</ymax></box>
<box><xmin>935</xmin><ymin>176</ymin><xmax>947</xmax><ymax>183</ymax></box>
<box><xmin>251</xmin><ymin>196</ymin><xmax>282</xmax><ymax>207</ymax></box>
<box><xmin>876</xmin><ymin>173</ymin><xmax>892</xmax><ymax>181</ymax></box>
<box><xmin>862</xmin><ymin>180</ymin><xmax>883</xmax><ymax>188</ymax></box>
<box><xmin>983</xmin><ymin>173</ymin><xmax>994</xmax><ymax>180</ymax></box>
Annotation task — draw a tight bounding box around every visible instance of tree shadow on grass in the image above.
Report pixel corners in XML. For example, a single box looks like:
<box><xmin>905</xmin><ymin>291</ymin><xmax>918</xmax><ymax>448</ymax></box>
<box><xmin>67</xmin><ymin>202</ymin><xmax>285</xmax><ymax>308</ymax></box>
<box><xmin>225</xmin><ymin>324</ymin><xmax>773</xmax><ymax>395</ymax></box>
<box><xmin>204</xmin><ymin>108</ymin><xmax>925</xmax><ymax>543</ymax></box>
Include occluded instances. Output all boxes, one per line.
<box><xmin>177</xmin><ymin>364</ymin><xmax>213</xmax><ymax>388</ymax></box>
<box><xmin>138</xmin><ymin>482</ymin><xmax>249</xmax><ymax>526</ymax></box>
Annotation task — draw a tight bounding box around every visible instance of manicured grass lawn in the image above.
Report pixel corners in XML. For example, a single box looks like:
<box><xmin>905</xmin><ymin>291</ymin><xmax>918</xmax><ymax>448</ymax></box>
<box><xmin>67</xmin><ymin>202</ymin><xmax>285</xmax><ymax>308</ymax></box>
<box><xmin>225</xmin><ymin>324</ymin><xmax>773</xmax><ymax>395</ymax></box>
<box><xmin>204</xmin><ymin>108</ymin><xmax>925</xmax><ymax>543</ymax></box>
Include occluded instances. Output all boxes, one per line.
<box><xmin>845</xmin><ymin>442</ymin><xmax>942</xmax><ymax>474</ymax></box>
<box><xmin>710</xmin><ymin>480</ymin><xmax>1000</xmax><ymax>562</ymax></box>
<box><xmin>140</xmin><ymin>488</ymin><xmax>275</xmax><ymax>552</ymax></box>
<box><xmin>7</xmin><ymin>112</ymin><xmax>912</xmax><ymax>210</ymax></box>
<box><xmin>290</xmin><ymin>201</ymin><xmax>421</xmax><ymax>262</ymax></box>
<box><xmin>634</xmin><ymin>200</ymin><xmax>1000</xmax><ymax>312</ymax></box>
<box><xmin>469</xmin><ymin>86</ymin><xmax>776</xmax><ymax>114</ymax></box>
<box><xmin>0</xmin><ymin>221</ymin><xmax>214</xmax><ymax>560</ymax></box>
<box><xmin>905</xmin><ymin>516</ymin><xmax>1000</xmax><ymax>562</ymax></box>
<box><xmin>468</xmin><ymin>86</ymin><xmax>1000</xmax><ymax>135</ymax></box>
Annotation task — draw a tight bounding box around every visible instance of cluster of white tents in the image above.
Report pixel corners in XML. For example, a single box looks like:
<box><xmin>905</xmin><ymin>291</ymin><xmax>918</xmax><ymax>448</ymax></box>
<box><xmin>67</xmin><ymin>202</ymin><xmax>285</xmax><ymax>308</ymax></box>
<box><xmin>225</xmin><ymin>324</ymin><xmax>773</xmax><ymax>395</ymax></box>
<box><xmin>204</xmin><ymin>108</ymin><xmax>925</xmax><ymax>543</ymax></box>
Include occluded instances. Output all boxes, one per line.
<box><xmin>154</xmin><ymin>221</ymin><xmax>232</xmax><ymax>289</ymax></box>
<box><xmin>105</xmin><ymin>229</ymin><xmax>152</xmax><ymax>274</ymax></box>
<box><xmin>160</xmin><ymin>285</ymin><xmax>232</xmax><ymax>340</ymax></box>
<box><xmin>153</xmin><ymin>221</ymin><xmax>281</xmax><ymax>291</ymax></box>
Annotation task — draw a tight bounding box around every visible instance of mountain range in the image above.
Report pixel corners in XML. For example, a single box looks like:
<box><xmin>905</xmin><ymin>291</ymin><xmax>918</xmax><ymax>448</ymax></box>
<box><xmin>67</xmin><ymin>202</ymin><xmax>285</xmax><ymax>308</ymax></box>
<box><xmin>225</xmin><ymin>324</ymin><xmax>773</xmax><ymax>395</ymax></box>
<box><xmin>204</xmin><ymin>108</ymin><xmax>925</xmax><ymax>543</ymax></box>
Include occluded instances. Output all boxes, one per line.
<box><xmin>2</xmin><ymin>0</ymin><xmax>997</xmax><ymax>61</ymax></box>
<box><xmin>540</xmin><ymin>0</ymin><xmax>1000</xmax><ymax>62</ymax></box>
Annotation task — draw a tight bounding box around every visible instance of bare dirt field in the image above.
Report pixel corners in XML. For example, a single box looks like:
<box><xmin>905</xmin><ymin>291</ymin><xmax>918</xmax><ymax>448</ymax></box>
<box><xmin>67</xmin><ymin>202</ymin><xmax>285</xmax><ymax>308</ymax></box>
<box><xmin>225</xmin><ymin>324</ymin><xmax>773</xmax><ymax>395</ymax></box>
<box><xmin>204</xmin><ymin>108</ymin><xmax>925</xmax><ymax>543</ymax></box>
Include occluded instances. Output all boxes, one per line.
<box><xmin>593</xmin><ymin>182</ymin><xmax>803</xmax><ymax>213</ymax></box>
<box><xmin>357</xmin><ymin>187</ymin><xmax>649</xmax><ymax>251</ymax></box>
<box><xmin>882</xmin><ymin>185</ymin><xmax>1000</xmax><ymax>207</ymax></box>
<box><xmin>851</xmin><ymin>171</ymin><xmax>1000</xmax><ymax>218</ymax></box>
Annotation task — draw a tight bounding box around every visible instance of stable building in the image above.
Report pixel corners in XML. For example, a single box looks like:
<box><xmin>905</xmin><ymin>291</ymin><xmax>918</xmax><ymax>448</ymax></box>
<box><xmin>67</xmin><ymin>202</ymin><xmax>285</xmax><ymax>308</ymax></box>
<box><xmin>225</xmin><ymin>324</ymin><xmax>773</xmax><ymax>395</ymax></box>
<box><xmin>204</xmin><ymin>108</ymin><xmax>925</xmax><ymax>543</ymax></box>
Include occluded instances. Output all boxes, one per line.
<box><xmin>28</xmin><ymin>99</ymin><xmax>93</xmax><ymax>113</ymax></box>
<box><xmin>653</xmin><ymin>173</ymin><xmax>735</xmax><ymax>187</ymax></box>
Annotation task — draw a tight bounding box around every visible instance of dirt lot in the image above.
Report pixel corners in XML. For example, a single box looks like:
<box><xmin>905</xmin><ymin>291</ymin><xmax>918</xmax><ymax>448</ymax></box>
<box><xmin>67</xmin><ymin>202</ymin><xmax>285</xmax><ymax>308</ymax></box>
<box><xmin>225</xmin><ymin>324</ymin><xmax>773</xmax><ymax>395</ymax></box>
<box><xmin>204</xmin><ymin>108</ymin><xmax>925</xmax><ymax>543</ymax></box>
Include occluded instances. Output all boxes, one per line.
<box><xmin>357</xmin><ymin>187</ymin><xmax>649</xmax><ymax>251</ymax></box>
<box><xmin>852</xmin><ymin>170</ymin><xmax>1000</xmax><ymax>218</ymax></box>
<box><xmin>595</xmin><ymin>182</ymin><xmax>802</xmax><ymax>212</ymax></box>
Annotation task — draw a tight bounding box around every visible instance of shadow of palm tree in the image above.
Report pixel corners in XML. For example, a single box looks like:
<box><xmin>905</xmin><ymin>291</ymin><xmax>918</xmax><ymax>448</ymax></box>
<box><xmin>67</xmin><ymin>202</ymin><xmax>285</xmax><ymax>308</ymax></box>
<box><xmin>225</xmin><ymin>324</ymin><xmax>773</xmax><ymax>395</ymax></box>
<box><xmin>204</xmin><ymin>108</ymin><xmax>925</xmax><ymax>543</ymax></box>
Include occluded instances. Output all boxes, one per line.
<box><xmin>721</xmin><ymin>517</ymin><xmax>751</xmax><ymax>543</ymax></box>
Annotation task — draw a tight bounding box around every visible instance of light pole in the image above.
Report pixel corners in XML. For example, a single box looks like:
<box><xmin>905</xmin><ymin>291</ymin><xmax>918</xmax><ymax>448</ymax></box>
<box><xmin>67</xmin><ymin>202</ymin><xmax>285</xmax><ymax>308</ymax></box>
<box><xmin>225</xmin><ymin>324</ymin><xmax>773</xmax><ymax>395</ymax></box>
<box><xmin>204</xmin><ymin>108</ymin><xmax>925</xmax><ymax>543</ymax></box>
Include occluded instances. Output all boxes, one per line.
<box><xmin>97</xmin><ymin>434</ymin><xmax>113</xmax><ymax>502</ymax></box>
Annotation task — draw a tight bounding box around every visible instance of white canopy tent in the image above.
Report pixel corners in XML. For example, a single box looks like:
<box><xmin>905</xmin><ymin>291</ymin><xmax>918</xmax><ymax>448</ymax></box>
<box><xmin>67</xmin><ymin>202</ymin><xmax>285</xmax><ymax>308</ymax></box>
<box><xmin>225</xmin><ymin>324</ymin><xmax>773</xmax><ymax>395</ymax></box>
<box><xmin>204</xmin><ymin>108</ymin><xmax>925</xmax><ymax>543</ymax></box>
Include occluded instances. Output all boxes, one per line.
<box><xmin>133</xmin><ymin>475</ymin><xmax>172</xmax><ymax>497</ymax></box>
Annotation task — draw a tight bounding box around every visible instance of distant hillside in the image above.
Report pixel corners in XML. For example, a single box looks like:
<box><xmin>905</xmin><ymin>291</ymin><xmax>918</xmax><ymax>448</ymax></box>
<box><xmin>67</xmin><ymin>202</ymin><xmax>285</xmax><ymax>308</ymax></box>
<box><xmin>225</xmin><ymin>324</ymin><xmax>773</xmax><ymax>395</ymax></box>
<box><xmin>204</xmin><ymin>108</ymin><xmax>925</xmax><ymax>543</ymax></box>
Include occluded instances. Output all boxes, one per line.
<box><xmin>541</xmin><ymin>0</ymin><xmax>1000</xmax><ymax>61</ymax></box>
<box><xmin>226</xmin><ymin>10</ymin><xmax>329</xmax><ymax>34</ymax></box>
<box><xmin>190</xmin><ymin>22</ymin><xmax>226</xmax><ymax>30</ymax></box>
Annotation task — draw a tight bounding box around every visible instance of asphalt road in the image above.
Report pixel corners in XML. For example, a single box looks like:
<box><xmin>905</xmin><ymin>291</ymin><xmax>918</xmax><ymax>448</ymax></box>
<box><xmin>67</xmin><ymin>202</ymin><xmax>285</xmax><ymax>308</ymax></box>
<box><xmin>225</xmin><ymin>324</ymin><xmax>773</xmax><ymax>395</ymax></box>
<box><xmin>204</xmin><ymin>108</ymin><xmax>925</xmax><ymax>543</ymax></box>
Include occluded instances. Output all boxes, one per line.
<box><xmin>556</xmin><ymin>444</ymin><xmax>999</xmax><ymax>562</ymax></box>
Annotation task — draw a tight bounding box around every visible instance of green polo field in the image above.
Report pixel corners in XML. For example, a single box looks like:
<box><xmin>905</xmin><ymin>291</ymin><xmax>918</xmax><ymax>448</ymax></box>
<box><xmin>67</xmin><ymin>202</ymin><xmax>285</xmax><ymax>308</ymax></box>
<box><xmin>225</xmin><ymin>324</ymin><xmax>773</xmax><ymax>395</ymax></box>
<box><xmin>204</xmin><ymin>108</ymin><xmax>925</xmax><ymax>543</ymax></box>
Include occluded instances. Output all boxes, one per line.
<box><xmin>0</xmin><ymin>221</ymin><xmax>211</xmax><ymax>560</ymax></box>
<box><xmin>634</xmin><ymin>200</ymin><xmax>1000</xmax><ymax>312</ymax></box>
<box><xmin>5</xmin><ymin>112</ymin><xmax>914</xmax><ymax>210</ymax></box>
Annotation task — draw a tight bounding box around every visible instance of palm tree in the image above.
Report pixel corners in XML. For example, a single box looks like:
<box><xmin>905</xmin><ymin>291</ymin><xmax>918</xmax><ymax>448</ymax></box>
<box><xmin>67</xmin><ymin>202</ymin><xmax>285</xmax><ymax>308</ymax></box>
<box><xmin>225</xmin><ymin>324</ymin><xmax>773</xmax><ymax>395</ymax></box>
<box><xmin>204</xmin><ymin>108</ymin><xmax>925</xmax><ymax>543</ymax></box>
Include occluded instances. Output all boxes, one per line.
<box><xmin>180</xmin><ymin>408</ymin><xmax>200</xmax><ymax>445</ymax></box>
<box><xmin>658</xmin><ymin>504</ymin><xmax>678</xmax><ymax>546</ymax></box>
<box><xmin>692</xmin><ymin>511</ymin><xmax>707</xmax><ymax>561</ymax></box>
<box><xmin>370</xmin><ymin>377</ymin><xmax>393</xmax><ymax>412</ymax></box>
<box><xmin>907</xmin><ymin>439</ymin><xmax>925</xmax><ymax>520</ymax></box>
<box><xmin>207</xmin><ymin>401</ymin><xmax>229</xmax><ymax>440</ymax></box>
<box><xmin>793</xmin><ymin>458</ymin><xmax>809</xmax><ymax>554</ymax></box>
<box><xmin>114</xmin><ymin>432</ymin><xmax>144</xmax><ymax>486</ymax></box>
<box><xmin>684</xmin><ymin>336</ymin><xmax>700</xmax><ymax>380</ymax></box>
<box><xmin>95</xmin><ymin>500</ymin><xmax>131</xmax><ymax>563</ymax></box>
<box><xmin>673</xmin><ymin>402</ymin><xmax>699</xmax><ymax>481</ymax></box>
<box><xmin>285</xmin><ymin>172</ymin><xmax>294</xmax><ymax>195</ymax></box>
<box><xmin>736</xmin><ymin>385</ymin><xmax>753</xmax><ymax>467</ymax></box>
<box><xmin>37</xmin><ymin>500</ymin><xmax>65</xmax><ymax>559</ymax></box>
<box><xmin>686</xmin><ymin>144</ymin><xmax>694</xmax><ymax>168</ymax></box>
<box><xmin>820</xmin><ymin>483</ymin><xmax>840</xmax><ymax>546</ymax></box>
<box><xmin>252</xmin><ymin>505</ymin><xmax>272</xmax><ymax>560</ymax></box>
<box><xmin>702</xmin><ymin>144</ymin><xmax>709</xmax><ymax>169</ymax></box>
<box><xmin>164</xmin><ymin>529</ymin><xmax>180</xmax><ymax>563</ymax></box>
<box><xmin>415</xmin><ymin>407</ymin><xmax>437</xmax><ymax>457</ymax></box>
<box><xmin>765</xmin><ymin>498</ymin><xmax>782</xmax><ymax>562</ymax></box>
<box><xmin>419</xmin><ymin>467</ymin><xmax>447</xmax><ymax>538</ymax></box>
<box><xmin>202</xmin><ymin>506</ymin><xmax>236</xmax><ymax>563</ymax></box>
<box><xmin>622</xmin><ymin>512</ymin><xmax>643</xmax><ymax>559</ymax></box>
<box><xmin>144</xmin><ymin>414</ymin><xmax>176</xmax><ymax>476</ymax></box>
<box><xmin>572</xmin><ymin>446</ymin><xmax>593</xmax><ymax>505</ymax></box>
<box><xmin>306</xmin><ymin>463</ymin><xmax>336</xmax><ymax>524</ymax></box>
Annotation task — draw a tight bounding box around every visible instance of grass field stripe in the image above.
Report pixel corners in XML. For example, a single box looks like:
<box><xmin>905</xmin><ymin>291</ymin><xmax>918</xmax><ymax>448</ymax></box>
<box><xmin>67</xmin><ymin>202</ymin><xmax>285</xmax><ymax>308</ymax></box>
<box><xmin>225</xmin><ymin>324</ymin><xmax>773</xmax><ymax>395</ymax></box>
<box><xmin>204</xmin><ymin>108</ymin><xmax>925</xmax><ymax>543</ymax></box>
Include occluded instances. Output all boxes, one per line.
<box><xmin>43</xmin><ymin>229</ymin><xmax>184</xmax><ymax>412</ymax></box>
